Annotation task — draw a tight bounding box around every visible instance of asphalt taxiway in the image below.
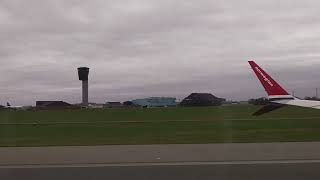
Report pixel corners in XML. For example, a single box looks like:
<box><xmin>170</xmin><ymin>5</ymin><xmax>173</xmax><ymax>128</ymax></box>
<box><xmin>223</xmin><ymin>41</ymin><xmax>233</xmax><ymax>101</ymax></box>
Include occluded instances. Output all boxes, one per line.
<box><xmin>1</xmin><ymin>142</ymin><xmax>320</xmax><ymax>179</ymax></box>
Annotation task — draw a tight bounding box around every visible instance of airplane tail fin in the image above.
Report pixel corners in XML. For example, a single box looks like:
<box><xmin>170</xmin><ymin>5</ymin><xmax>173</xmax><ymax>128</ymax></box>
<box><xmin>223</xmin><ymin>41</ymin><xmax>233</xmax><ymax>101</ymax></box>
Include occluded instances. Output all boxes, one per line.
<box><xmin>248</xmin><ymin>60</ymin><xmax>291</xmax><ymax>99</ymax></box>
<box><xmin>7</xmin><ymin>102</ymin><xmax>11</xmax><ymax>107</ymax></box>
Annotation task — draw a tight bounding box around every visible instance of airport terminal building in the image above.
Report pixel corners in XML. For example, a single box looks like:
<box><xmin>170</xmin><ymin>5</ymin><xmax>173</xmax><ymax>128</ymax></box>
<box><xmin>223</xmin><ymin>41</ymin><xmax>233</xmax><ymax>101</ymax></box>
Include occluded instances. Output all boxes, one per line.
<box><xmin>132</xmin><ymin>97</ymin><xmax>177</xmax><ymax>107</ymax></box>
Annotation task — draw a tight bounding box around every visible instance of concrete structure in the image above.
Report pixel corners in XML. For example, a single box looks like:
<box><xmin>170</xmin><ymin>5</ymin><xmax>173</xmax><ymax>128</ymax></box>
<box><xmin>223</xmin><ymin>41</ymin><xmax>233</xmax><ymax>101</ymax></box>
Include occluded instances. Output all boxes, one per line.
<box><xmin>77</xmin><ymin>67</ymin><xmax>90</xmax><ymax>107</ymax></box>
<box><xmin>132</xmin><ymin>97</ymin><xmax>177</xmax><ymax>107</ymax></box>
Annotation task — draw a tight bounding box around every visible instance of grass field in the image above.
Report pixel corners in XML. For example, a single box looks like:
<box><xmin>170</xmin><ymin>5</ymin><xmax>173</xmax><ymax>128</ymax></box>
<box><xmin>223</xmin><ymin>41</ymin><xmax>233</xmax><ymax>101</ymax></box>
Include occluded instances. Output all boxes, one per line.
<box><xmin>1</xmin><ymin>105</ymin><xmax>320</xmax><ymax>147</ymax></box>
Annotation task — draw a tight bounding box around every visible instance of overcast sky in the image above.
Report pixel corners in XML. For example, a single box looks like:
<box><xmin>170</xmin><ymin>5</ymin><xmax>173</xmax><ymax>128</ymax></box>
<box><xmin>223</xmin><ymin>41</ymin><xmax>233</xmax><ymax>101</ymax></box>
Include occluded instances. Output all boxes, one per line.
<box><xmin>1</xmin><ymin>0</ymin><xmax>320</xmax><ymax>105</ymax></box>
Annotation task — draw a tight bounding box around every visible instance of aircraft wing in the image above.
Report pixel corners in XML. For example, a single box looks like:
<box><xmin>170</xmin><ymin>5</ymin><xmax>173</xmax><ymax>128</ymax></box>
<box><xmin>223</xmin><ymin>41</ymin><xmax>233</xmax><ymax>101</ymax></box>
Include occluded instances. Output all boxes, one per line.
<box><xmin>249</xmin><ymin>60</ymin><xmax>320</xmax><ymax>114</ymax></box>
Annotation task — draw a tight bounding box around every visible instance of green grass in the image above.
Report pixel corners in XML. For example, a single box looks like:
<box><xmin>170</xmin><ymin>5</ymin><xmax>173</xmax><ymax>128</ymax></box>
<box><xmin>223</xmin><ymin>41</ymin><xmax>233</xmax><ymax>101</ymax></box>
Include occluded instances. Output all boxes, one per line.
<box><xmin>1</xmin><ymin>105</ymin><xmax>320</xmax><ymax>147</ymax></box>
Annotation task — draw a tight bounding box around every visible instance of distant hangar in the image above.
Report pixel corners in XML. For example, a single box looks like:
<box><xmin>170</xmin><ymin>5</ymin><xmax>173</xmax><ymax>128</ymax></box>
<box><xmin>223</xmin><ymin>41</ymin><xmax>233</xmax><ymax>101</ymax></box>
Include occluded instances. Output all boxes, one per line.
<box><xmin>180</xmin><ymin>93</ymin><xmax>226</xmax><ymax>107</ymax></box>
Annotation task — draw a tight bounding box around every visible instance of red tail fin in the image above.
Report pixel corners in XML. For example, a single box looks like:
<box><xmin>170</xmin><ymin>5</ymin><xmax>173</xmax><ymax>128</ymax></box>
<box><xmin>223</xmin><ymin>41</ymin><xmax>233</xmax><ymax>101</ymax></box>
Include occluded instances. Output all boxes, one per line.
<box><xmin>249</xmin><ymin>60</ymin><xmax>289</xmax><ymax>96</ymax></box>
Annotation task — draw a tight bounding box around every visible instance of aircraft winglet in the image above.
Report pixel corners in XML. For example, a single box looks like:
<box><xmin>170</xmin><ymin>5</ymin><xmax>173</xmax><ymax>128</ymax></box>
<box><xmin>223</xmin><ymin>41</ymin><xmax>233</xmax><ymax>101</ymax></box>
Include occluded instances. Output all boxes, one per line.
<box><xmin>248</xmin><ymin>60</ymin><xmax>289</xmax><ymax>97</ymax></box>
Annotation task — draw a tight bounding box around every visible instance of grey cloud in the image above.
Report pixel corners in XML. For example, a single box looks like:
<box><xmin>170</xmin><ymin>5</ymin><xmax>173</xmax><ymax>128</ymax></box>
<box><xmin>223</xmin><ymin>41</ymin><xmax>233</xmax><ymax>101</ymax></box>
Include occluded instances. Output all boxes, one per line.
<box><xmin>1</xmin><ymin>0</ymin><xmax>320</xmax><ymax>105</ymax></box>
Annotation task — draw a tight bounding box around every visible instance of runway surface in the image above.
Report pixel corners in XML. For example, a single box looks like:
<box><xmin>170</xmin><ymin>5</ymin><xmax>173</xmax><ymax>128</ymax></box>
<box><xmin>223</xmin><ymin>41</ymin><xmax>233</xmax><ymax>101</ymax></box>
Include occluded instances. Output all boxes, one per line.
<box><xmin>1</xmin><ymin>161</ymin><xmax>320</xmax><ymax>180</ymax></box>
<box><xmin>1</xmin><ymin>142</ymin><xmax>320</xmax><ymax>166</ymax></box>
<box><xmin>1</xmin><ymin>142</ymin><xmax>320</xmax><ymax>179</ymax></box>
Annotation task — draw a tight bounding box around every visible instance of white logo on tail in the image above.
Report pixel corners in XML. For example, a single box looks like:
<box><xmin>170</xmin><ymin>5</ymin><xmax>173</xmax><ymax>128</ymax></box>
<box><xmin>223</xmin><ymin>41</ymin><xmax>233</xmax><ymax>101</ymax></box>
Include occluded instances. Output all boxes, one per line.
<box><xmin>255</xmin><ymin>67</ymin><xmax>274</xmax><ymax>87</ymax></box>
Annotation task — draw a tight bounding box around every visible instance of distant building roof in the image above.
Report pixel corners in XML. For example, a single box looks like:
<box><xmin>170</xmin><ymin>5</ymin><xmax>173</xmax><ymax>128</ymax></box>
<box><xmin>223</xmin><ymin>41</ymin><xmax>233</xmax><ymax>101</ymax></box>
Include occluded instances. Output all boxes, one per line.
<box><xmin>104</xmin><ymin>102</ymin><xmax>123</xmax><ymax>108</ymax></box>
<box><xmin>36</xmin><ymin>101</ymin><xmax>72</xmax><ymax>108</ymax></box>
<box><xmin>106</xmin><ymin>102</ymin><xmax>122</xmax><ymax>105</ymax></box>
<box><xmin>180</xmin><ymin>93</ymin><xmax>225</xmax><ymax>107</ymax></box>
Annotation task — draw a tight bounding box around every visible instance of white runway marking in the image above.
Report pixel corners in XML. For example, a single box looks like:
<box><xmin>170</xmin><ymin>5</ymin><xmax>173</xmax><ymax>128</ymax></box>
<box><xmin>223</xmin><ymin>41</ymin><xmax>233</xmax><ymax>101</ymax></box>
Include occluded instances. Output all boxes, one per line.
<box><xmin>1</xmin><ymin>159</ymin><xmax>320</xmax><ymax>169</ymax></box>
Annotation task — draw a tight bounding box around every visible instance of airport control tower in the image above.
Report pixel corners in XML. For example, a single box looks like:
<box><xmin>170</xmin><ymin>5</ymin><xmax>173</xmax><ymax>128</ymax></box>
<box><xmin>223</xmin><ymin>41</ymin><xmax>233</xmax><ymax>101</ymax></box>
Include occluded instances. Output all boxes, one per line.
<box><xmin>78</xmin><ymin>67</ymin><xmax>90</xmax><ymax>106</ymax></box>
